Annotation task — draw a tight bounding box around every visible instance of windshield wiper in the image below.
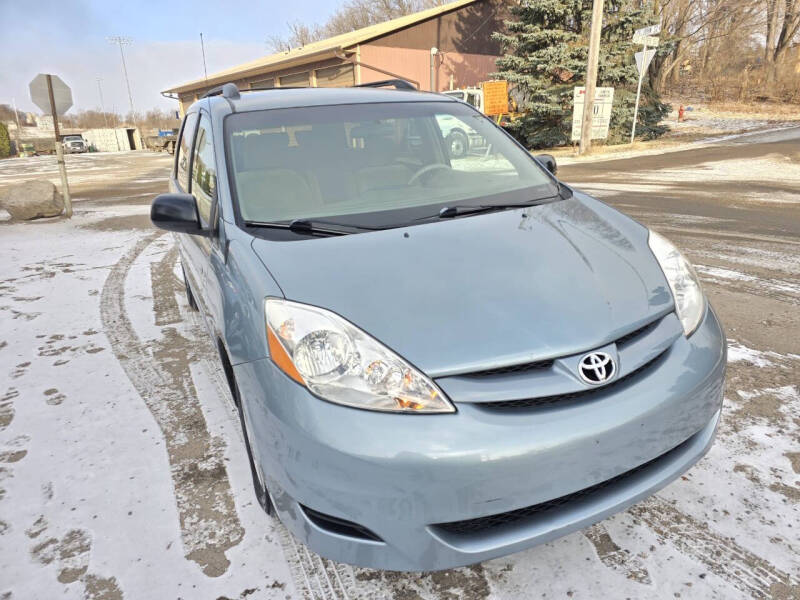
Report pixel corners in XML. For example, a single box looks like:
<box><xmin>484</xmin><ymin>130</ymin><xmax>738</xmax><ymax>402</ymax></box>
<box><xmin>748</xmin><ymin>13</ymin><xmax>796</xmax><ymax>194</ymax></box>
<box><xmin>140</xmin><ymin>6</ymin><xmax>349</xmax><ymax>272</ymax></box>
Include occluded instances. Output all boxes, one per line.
<box><xmin>427</xmin><ymin>183</ymin><xmax>572</xmax><ymax>221</ymax></box>
<box><xmin>246</xmin><ymin>217</ymin><xmax>392</xmax><ymax>236</ymax></box>
<box><xmin>244</xmin><ymin>219</ymin><xmax>356</xmax><ymax>236</ymax></box>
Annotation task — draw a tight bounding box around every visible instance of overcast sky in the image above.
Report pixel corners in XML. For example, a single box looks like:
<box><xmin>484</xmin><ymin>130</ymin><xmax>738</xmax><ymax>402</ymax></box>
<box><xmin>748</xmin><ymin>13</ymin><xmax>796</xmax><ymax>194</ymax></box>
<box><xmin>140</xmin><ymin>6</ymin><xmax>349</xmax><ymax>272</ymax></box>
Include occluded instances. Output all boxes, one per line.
<box><xmin>0</xmin><ymin>0</ymin><xmax>343</xmax><ymax>115</ymax></box>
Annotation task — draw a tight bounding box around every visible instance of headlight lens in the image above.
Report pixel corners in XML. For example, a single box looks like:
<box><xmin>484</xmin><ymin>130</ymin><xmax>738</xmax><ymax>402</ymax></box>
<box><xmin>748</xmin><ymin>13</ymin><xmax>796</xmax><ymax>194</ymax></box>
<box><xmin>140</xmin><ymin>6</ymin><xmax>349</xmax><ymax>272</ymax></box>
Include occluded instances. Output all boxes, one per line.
<box><xmin>648</xmin><ymin>230</ymin><xmax>705</xmax><ymax>336</ymax></box>
<box><xmin>265</xmin><ymin>298</ymin><xmax>455</xmax><ymax>413</ymax></box>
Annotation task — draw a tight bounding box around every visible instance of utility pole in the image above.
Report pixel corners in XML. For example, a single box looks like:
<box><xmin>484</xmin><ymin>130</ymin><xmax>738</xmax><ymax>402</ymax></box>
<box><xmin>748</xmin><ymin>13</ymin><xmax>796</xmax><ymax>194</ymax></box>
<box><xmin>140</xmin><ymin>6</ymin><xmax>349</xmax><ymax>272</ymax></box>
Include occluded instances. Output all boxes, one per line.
<box><xmin>96</xmin><ymin>78</ymin><xmax>110</xmax><ymax>129</ymax></box>
<box><xmin>430</xmin><ymin>47</ymin><xmax>438</xmax><ymax>92</ymax></box>
<box><xmin>11</xmin><ymin>97</ymin><xmax>22</xmax><ymax>144</ymax></box>
<box><xmin>200</xmin><ymin>33</ymin><xmax>209</xmax><ymax>82</ymax></box>
<box><xmin>107</xmin><ymin>36</ymin><xmax>135</xmax><ymax>118</ymax></box>
<box><xmin>579</xmin><ymin>0</ymin><xmax>605</xmax><ymax>155</ymax></box>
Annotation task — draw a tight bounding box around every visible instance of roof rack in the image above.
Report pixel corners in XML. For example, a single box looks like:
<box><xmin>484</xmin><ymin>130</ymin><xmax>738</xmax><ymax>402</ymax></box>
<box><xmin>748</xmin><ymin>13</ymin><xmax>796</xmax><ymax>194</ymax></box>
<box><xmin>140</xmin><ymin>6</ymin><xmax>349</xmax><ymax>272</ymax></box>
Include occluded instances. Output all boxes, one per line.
<box><xmin>201</xmin><ymin>82</ymin><xmax>240</xmax><ymax>100</ymax></box>
<box><xmin>199</xmin><ymin>78</ymin><xmax>417</xmax><ymax>101</ymax></box>
<box><xmin>354</xmin><ymin>79</ymin><xmax>417</xmax><ymax>90</ymax></box>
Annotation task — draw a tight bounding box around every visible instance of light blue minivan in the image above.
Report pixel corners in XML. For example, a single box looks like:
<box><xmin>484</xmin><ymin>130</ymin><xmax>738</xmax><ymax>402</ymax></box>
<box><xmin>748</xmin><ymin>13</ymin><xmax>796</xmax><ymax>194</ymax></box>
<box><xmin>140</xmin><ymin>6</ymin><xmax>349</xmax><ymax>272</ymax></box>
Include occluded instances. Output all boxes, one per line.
<box><xmin>151</xmin><ymin>81</ymin><xmax>726</xmax><ymax>571</ymax></box>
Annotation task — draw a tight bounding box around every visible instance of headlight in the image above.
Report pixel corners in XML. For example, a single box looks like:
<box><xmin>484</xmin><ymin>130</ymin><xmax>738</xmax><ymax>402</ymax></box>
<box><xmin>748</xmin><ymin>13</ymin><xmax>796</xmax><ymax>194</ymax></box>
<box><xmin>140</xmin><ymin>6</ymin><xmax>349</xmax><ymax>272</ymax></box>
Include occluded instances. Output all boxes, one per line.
<box><xmin>648</xmin><ymin>230</ymin><xmax>705</xmax><ymax>336</ymax></box>
<box><xmin>265</xmin><ymin>298</ymin><xmax>455</xmax><ymax>413</ymax></box>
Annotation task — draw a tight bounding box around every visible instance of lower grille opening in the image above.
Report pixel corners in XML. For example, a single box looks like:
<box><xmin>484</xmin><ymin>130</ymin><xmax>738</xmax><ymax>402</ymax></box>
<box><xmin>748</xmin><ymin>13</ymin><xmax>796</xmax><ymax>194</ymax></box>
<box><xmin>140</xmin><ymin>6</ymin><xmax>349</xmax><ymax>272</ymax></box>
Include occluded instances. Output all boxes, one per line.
<box><xmin>433</xmin><ymin>435</ymin><xmax>692</xmax><ymax>537</ymax></box>
<box><xmin>300</xmin><ymin>505</ymin><xmax>383</xmax><ymax>542</ymax></box>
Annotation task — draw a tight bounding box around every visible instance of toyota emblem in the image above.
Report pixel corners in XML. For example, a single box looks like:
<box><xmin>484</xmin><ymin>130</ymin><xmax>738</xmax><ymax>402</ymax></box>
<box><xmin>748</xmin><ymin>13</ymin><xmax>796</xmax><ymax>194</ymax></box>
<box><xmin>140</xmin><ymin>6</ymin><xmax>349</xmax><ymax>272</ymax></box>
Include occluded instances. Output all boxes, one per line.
<box><xmin>578</xmin><ymin>352</ymin><xmax>616</xmax><ymax>385</ymax></box>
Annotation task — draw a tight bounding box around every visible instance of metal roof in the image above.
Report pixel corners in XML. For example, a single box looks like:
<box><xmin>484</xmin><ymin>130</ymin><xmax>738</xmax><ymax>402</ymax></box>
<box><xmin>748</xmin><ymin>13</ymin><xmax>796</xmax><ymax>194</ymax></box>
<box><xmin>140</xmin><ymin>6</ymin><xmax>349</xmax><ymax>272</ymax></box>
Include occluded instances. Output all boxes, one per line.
<box><xmin>163</xmin><ymin>0</ymin><xmax>482</xmax><ymax>95</ymax></box>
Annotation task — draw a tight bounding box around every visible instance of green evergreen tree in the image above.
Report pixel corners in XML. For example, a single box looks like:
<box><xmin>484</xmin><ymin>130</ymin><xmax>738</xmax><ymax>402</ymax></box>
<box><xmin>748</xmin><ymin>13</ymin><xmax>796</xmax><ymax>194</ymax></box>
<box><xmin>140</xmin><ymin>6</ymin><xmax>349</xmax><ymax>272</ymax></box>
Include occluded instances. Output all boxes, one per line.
<box><xmin>0</xmin><ymin>123</ymin><xmax>10</xmax><ymax>159</ymax></box>
<box><xmin>493</xmin><ymin>1</ymin><xmax>670</xmax><ymax>149</ymax></box>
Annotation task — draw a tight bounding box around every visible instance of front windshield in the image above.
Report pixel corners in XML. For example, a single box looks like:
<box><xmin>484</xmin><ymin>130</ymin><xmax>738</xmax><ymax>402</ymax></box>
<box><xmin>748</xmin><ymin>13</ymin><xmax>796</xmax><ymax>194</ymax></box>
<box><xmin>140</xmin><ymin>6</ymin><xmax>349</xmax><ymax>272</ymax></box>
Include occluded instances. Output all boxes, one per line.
<box><xmin>225</xmin><ymin>101</ymin><xmax>556</xmax><ymax>226</ymax></box>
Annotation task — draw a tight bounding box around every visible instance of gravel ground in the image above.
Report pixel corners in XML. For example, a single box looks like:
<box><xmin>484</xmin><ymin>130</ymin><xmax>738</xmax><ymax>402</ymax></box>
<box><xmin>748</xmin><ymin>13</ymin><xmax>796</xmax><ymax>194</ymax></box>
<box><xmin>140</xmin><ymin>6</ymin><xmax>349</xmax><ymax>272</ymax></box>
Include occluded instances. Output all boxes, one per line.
<box><xmin>0</xmin><ymin>137</ymin><xmax>798</xmax><ymax>600</ymax></box>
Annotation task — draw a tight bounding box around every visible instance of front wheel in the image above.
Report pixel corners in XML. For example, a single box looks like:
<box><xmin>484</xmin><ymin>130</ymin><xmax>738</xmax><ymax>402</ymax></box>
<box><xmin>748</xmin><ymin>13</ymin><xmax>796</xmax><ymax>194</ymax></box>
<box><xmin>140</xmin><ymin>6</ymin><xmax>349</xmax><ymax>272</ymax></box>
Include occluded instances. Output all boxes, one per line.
<box><xmin>235</xmin><ymin>381</ymin><xmax>273</xmax><ymax>515</ymax></box>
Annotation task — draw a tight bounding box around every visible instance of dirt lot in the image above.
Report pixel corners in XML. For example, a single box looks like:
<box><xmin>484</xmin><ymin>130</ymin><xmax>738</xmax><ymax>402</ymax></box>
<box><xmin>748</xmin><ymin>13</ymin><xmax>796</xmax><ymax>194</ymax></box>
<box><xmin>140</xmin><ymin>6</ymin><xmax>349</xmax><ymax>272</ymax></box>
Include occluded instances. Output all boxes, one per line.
<box><xmin>0</xmin><ymin>139</ymin><xmax>798</xmax><ymax>599</ymax></box>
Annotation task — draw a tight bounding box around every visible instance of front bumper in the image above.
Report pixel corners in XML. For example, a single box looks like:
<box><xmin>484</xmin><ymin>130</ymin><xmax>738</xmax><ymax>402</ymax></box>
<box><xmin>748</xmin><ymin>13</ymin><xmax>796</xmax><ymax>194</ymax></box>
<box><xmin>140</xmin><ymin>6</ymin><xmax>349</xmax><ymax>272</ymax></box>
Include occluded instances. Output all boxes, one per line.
<box><xmin>234</xmin><ymin>307</ymin><xmax>726</xmax><ymax>571</ymax></box>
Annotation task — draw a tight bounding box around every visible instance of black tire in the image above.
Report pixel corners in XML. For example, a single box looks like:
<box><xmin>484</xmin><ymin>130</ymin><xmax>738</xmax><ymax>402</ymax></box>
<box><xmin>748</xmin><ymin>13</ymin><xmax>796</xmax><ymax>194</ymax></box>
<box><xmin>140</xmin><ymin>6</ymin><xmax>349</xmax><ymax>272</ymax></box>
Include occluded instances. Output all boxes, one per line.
<box><xmin>181</xmin><ymin>265</ymin><xmax>199</xmax><ymax>311</ymax></box>
<box><xmin>217</xmin><ymin>342</ymin><xmax>273</xmax><ymax>515</ymax></box>
<box><xmin>231</xmin><ymin>375</ymin><xmax>274</xmax><ymax>515</ymax></box>
<box><xmin>446</xmin><ymin>130</ymin><xmax>469</xmax><ymax>158</ymax></box>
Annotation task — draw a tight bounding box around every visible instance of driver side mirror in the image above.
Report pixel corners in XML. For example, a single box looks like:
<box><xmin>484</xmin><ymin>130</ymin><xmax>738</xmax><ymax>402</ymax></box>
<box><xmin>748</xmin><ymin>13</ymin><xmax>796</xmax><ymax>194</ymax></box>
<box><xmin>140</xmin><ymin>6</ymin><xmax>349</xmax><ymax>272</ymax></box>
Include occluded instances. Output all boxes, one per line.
<box><xmin>536</xmin><ymin>154</ymin><xmax>557</xmax><ymax>175</ymax></box>
<box><xmin>151</xmin><ymin>193</ymin><xmax>206</xmax><ymax>235</ymax></box>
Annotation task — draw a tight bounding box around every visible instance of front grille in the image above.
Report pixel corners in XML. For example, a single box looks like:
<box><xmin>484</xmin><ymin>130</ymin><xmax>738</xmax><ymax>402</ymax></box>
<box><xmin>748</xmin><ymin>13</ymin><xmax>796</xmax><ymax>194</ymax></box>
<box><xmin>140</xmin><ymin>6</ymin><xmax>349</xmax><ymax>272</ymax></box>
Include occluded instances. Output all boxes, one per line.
<box><xmin>465</xmin><ymin>359</ymin><xmax>554</xmax><ymax>378</ymax></box>
<box><xmin>300</xmin><ymin>505</ymin><xmax>383</xmax><ymax>542</ymax></box>
<box><xmin>462</xmin><ymin>316</ymin><xmax>664</xmax><ymax>378</ymax></box>
<box><xmin>476</xmin><ymin>349</ymin><xmax>668</xmax><ymax>410</ymax></box>
<box><xmin>434</xmin><ymin>435</ymin><xmax>691</xmax><ymax>536</ymax></box>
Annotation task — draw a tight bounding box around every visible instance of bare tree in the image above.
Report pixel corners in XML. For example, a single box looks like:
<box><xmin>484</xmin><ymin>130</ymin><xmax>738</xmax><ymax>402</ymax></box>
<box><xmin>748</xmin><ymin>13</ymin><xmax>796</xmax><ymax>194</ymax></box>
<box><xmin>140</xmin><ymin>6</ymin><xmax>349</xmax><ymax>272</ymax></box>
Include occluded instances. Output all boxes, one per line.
<box><xmin>765</xmin><ymin>0</ymin><xmax>800</xmax><ymax>82</ymax></box>
<box><xmin>268</xmin><ymin>21</ymin><xmax>325</xmax><ymax>52</ymax></box>
<box><xmin>267</xmin><ymin>0</ymin><xmax>445</xmax><ymax>51</ymax></box>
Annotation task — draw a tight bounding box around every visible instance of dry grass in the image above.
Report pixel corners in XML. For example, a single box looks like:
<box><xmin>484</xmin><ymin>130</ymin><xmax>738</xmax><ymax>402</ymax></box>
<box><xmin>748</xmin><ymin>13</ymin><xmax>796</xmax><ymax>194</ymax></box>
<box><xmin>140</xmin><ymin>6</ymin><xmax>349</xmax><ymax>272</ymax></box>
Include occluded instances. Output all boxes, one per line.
<box><xmin>665</xmin><ymin>99</ymin><xmax>800</xmax><ymax>121</ymax></box>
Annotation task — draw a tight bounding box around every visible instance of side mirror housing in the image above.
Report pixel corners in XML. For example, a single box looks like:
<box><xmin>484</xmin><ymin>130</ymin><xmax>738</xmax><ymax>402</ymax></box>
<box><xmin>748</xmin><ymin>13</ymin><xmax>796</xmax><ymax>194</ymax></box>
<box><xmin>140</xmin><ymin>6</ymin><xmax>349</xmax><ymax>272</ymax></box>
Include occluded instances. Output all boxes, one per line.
<box><xmin>151</xmin><ymin>193</ymin><xmax>206</xmax><ymax>235</ymax></box>
<box><xmin>536</xmin><ymin>154</ymin><xmax>557</xmax><ymax>175</ymax></box>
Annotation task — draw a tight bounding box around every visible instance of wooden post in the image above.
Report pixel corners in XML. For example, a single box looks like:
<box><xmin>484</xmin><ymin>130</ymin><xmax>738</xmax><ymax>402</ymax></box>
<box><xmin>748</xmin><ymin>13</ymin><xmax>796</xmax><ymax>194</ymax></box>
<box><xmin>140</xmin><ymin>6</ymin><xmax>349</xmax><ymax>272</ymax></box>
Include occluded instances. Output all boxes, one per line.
<box><xmin>579</xmin><ymin>0</ymin><xmax>605</xmax><ymax>155</ymax></box>
<box><xmin>46</xmin><ymin>74</ymin><xmax>72</xmax><ymax>218</ymax></box>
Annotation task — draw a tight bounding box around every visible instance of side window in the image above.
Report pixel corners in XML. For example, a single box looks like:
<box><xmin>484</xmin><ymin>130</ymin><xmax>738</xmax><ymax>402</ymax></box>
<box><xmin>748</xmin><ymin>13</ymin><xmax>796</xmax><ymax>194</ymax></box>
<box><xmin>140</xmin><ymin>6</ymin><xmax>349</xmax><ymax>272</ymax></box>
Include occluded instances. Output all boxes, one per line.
<box><xmin>191</xmin><ymin>115</ymin><xmax>217</xmax><ymax>226</ymax></box>
<box><xmin>176</xmin><ymin>113</ymin><xmax>199</xmax><ymax>191</ymax></box>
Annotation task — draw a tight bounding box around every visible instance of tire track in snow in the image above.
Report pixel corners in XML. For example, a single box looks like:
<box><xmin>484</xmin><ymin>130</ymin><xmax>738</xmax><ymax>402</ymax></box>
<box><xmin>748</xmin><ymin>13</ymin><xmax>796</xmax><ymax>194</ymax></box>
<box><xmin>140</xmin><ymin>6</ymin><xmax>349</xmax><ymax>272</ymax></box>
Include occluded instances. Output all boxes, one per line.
<box><xmin>100</xmin><ymin>233</ymin><xmax>244</xmax><ymax>577</ymax></box>
<box><xmin>158</xmin><ymin>248</ymin><xmax>362</xmax><ymax>599</ymax></box>
<box><xmin>584</xmin><ymin>523</ymin><xmax>651</xmax><ymax>585</ymax></box>
<box><xmin>192</xmin><ymin>306</ymin><xmax>361</xmax><ymax>600</ymax></box>
<box><xmin>631</xmin><ymin>497</ymin><xmax>799</xmax><ymax>598</ymax></box>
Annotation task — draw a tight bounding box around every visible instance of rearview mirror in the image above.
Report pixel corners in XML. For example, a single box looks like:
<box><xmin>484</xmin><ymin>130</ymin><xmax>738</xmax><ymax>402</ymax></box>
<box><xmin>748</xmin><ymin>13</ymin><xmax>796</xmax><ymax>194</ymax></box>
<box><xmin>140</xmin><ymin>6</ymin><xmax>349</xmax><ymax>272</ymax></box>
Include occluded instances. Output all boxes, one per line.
<box><xmin>150</xmin><ymin>193</ymin><xmax>206</xmax><ymax>235</ymax></box>
<box><xmin>536</xmin><ymin>154</ymin><xmax>557</xmax><ymax>175</ymax></box>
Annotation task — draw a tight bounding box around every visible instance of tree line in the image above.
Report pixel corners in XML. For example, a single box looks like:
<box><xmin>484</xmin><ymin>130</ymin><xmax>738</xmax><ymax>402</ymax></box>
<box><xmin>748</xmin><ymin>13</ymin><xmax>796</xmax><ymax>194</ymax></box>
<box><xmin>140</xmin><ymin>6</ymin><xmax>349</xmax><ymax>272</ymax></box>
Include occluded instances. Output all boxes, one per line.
<box><xmin>651</xmin><ymin>0</ymin><xmax>800</xmax><ymax>103</ymax></box>
<box><xmin>0</xmin><ymin>105</ymin><xmax>180</xmax><ymax>133</ymax></box>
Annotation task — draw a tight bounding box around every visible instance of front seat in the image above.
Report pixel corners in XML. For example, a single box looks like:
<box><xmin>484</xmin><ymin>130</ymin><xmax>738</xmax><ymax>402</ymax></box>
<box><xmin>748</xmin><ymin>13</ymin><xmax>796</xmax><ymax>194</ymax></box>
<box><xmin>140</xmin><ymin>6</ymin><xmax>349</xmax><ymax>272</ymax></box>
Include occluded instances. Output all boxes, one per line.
<box><xmin>234</xmin><ymin>132</ymin><xmax>321</xmax><ymax>221</ymax></box>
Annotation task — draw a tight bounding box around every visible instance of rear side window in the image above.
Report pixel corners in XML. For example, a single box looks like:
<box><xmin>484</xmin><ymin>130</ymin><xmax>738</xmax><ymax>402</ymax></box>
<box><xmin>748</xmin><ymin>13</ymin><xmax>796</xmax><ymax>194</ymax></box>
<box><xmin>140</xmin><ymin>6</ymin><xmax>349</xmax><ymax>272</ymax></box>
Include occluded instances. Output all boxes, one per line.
<box><xmin>191</xmin><ymin>114</ymin><xmax>217</xmax><ymax>225</ymax></box>
<box><xmin>176</xmin><ymin>113</ymin><xmax>199</xmax><ymax>191</ymax></box>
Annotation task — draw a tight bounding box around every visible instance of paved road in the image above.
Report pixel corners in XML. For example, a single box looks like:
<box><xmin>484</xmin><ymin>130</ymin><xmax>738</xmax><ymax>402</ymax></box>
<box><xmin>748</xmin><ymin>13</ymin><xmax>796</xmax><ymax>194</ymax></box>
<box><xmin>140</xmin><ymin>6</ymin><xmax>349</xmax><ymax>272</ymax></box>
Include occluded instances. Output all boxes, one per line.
<box><xmin>561</xmin><ymin>127</ymin><xmax>800</xmax><ymax>240</ymax></box>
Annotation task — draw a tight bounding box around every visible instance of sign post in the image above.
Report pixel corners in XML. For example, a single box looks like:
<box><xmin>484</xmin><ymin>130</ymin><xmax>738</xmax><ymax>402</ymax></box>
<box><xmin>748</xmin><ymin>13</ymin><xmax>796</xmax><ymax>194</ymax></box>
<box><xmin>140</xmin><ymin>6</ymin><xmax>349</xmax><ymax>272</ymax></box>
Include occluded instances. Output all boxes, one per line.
<box><xmin>29</xmin><ymin>73</ymin><xmax>73</xmax><ymax>218</ymax></box>
<box><xmin>630</xmin><ymin>24</ymin><xmax>660</xmax><ymax>144</ymax></box>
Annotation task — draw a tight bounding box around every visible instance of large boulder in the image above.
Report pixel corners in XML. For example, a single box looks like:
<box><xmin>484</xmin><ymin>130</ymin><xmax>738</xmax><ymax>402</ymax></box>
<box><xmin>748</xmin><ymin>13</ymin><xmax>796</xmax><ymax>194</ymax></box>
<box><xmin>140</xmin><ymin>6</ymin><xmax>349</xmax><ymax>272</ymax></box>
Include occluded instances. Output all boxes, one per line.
<box><xmin>0</xmin><ymin>180</ymin><xmax>64</xmax><ymax>220</ymax></box>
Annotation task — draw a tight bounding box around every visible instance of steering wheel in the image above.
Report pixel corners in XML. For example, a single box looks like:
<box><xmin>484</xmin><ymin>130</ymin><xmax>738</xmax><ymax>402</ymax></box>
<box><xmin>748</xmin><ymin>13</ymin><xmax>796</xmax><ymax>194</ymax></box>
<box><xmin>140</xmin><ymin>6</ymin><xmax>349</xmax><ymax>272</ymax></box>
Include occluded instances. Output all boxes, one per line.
<box><xmin>408</xmin><ymin>164</ymin><xmax>452</xmax><ymax>186</ymax></box>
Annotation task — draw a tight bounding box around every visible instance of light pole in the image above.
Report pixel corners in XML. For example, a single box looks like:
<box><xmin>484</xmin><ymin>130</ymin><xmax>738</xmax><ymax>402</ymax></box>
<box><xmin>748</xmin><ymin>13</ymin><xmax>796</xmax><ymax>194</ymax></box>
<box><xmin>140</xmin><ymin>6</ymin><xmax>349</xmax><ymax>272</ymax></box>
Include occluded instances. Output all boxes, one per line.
<box><xmin>96</xmin><ymin>77</ymin><xmax>110</xmax><ymax>128</ymax></box>
<box><xmin>200</xmin><ymin>32</ymin><xmax>209</xmax><ymax>82</ymax></box>
<box><xmin>579</xmin><ymin>0</ymin><xmax>605</xmax><ymax>155</ymax></box>
<box><xmin>107</xmin><ymin>36</ymin><xmax>135</xmax><ymax>120</ymax></box>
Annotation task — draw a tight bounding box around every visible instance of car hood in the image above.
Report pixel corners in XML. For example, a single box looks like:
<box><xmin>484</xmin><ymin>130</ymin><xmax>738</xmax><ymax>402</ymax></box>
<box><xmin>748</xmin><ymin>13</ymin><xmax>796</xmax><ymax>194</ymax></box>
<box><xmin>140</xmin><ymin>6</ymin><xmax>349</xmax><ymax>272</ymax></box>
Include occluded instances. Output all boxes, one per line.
<box><xmin>251</xmin><ymin>194</ymin><xmax>673</xmax><ymax>377</ymax></box>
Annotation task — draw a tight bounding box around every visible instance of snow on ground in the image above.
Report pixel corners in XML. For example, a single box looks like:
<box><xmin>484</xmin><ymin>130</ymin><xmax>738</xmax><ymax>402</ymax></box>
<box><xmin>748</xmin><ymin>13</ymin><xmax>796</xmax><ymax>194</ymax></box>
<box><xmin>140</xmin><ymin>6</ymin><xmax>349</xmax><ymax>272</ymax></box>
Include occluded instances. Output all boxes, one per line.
<box><xmin>0</xmin><ymin>209</ymin><xmax>295</xmax><ymax>599</ymax></box>
<box><xmin>1</xmin><ymin>152</ymin><xmax>798</xmax><ymax>599</ymax></box>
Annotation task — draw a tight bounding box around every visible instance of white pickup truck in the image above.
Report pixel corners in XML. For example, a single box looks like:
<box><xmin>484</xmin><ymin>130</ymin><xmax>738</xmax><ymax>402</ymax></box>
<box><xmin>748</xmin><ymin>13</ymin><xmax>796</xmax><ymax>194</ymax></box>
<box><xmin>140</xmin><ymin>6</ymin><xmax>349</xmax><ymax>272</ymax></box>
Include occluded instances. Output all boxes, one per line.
<box><xmin>62</xmin><ymin>135</ymin><xmax>88</xmax><ymax>154</ymax></box>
